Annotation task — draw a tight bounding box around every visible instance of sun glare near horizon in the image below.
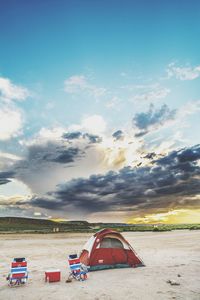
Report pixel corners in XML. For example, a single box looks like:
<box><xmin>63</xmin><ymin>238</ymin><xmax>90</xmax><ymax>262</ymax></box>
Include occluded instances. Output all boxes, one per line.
<box><xmin>128</xmin><ymin>209</ymin><xmax>200</xmax><ymax>224</ymax></box>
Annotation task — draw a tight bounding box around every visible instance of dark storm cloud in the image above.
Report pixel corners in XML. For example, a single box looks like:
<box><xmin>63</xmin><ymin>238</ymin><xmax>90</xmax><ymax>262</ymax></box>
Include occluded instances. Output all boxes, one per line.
<box><xmin>0</xmin><ymin>179</ymin><xmax>11</xmax><ymax>185</ymax></box>
<box><xmin>63</xmin><ymin>131</ymin><xmax>102</xmax><ymax>144</ymax></box>
<box><xmin>29</xmin><ymin>144</ymin><xmax>200</xmax><ymax>214</ymax></box>
<box><xmin>51</xmin><ymin>147</ymin><xmax>80</xmax><ymax>163</ymax></box>
<box><xmin>83</xmin><ymin>133</ymin><xmax>102</xmax><ymax>144</ymax></box>
<box><xmin>143</xmin><ymin>152</ymin><xmax>156</xmax><ymax>160</ymax></box>
<box><xmin>177</xmin><ymin>144</ymin><xmax>200</xmax><ymax>163</ymax></box>
<box><xmin>133</xmin><ymin>104</ymin><xmax>176</xmax><ymax>136</ymax></box>
<box><xmin>62</xmin><ymin>131</ymin><xmax>82</xmax><ymax>140</ymax></box>
<box><xmin>27</xmin><ymin>143</ymin><xmax>82</xmax><ymax>164</ymax></box>
<box><xmin>30</xmin><ymin>196</ymin><xmax>63</xmax><ymax>210</ymax></box>
<box><xmin>0</xmin><ymin>171</ymin><xmax>15</xmax><ymax>185</ymax></box>
<box><xmin>3</xmin><ymin>131</ymin><xmax>103</xmax><ymax>195</ymax></box>
<box><xmin>8</xmin><ymin>142</ymin><xmax>84</xmax><ymax>192</ymax></box>
<box><xmin>155</xmin><ymin>144</ymin><xmax>200</xmax><ymax>165</ymax></box>
<box><xmin>112</xmin><ymin>130</ymin><xmax>124</xmax><ymax>140</ymax></box>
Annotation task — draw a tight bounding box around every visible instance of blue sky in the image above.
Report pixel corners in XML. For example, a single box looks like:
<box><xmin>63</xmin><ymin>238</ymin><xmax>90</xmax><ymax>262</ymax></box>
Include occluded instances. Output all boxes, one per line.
<box><xmin>0</xmin><ymin>1</ymin><xmax>200</xmax><ymax>222</ymax></box>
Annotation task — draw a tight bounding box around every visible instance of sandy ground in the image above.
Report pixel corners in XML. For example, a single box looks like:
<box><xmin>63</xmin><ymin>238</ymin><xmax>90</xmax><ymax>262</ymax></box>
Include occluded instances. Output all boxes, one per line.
<box><xmin>0</xmin><ymin>230</ymin><xmax>199</xmax><ymax>300</ymax></box>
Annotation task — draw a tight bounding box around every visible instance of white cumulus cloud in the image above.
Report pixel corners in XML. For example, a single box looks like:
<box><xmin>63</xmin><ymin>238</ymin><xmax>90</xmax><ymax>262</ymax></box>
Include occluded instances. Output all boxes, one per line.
<box><xmin>167</xmin><ymin>63</ymin><xmax>200</xmax><ymax>80</ymax></box>
<box><xmin>0</xmin><ymin>76</ymin><xmax>30</xmax><ymax>140</ymax></box>
<box><xmin>69</xmin><ymin>114</ymin><xmax>107</xmax><ymax>135</ymax></box>
<box><xmin>0</xmin><ymin>77</ymin><xmax>29</xmax><ymax>102</ymax></box>
<box><xmin>0</xmin><ymin>106</ymin><xmax>23</xmax><ymax>140</ymax></box>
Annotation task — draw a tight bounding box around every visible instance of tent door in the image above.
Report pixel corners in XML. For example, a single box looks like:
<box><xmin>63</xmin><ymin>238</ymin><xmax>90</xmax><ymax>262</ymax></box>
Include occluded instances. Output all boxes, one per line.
<box><xmin>111</xmin><ymin>248</ymin><xmax>127</xmax><ymax>264</ymax></box>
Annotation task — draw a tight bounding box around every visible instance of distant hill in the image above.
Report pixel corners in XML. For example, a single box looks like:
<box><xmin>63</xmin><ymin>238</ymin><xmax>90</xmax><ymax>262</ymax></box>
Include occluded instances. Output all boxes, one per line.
<box><xmin>0</xmin><ymin>217</ymin><xmax>91</xmax><ymax>233</ymax></box>
<box><xmin>0</xmin><ymin>217</ymin><xmax>199</xmax><ymax>233</ymax></box>
<box><xmin>0</xmin><ymin>217</ymin><xmax>56</xmax><ymax>226</ymax></box>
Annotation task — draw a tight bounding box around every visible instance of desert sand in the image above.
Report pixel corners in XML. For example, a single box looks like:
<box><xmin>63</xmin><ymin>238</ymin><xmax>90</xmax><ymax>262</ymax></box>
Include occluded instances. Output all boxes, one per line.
<box><xmin>0</xmin><ymin>230</ymin><xmax>199</xmax><ymax>300</ymax></box>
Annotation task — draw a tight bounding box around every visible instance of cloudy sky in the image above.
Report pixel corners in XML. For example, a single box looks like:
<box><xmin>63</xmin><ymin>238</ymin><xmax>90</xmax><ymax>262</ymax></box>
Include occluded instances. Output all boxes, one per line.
<box><xmin>0</xmin><ymin>0</ymin><xmax>200</xmax><ymax>223</ymax></box>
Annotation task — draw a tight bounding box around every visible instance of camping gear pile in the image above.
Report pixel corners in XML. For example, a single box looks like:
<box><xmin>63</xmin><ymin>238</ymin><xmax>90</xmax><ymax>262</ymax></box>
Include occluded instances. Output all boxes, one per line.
<box><xmin>6</xmin><ymin>229</ymin><xmax>144</xmax><ymax>287</ymax></box>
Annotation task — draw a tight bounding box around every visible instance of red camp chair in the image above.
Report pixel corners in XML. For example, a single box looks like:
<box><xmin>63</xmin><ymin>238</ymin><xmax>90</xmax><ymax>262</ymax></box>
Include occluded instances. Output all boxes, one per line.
<box><xmin>67</xmin><ymin>254</ymin><xmax>88</xmax><ymax>281</ymax></box>
<box><xmin>7</xmin><ymin>258</ymin><xmax>28</xmax><ymax>286</ymax></box>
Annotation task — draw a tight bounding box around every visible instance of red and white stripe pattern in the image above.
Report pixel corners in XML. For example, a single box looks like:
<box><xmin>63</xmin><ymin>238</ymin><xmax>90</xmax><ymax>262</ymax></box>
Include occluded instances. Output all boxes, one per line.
<box><xmin>10</xmin><ymin>258</ymin><xmax>28</xmax><ymax>281</ymax></box>
<box><xmin>68</xmin><ymin>256</ymin><xmax>81</xmax><ymax>273</ymax></box>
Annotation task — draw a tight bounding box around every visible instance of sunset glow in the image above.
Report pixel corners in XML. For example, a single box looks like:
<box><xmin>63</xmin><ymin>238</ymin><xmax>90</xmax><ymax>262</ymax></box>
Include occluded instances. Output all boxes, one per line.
<box><xmin>129</xmin><ymin>209</ymin><xmax>200</xmax><ymax>224</ymax></box>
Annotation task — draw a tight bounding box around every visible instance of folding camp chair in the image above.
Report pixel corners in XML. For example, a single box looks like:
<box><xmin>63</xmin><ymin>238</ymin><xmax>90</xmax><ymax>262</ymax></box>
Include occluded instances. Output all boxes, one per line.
<box><xmin>7</xmin><ymin>258</ymin><xmax>28</xmax><ymax>286</ymax></box>
<box><xmin>67</xmin><ymin>254</ymin><xmax>88</xmax><ymax>282</ymax></box>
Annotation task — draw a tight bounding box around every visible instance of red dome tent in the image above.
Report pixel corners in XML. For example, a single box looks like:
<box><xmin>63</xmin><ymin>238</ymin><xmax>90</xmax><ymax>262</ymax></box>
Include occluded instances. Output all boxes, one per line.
<box><xmin>80</xmin><ymin>228</ymin><xmax>144</xmax><ymax>271</ymax></box>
